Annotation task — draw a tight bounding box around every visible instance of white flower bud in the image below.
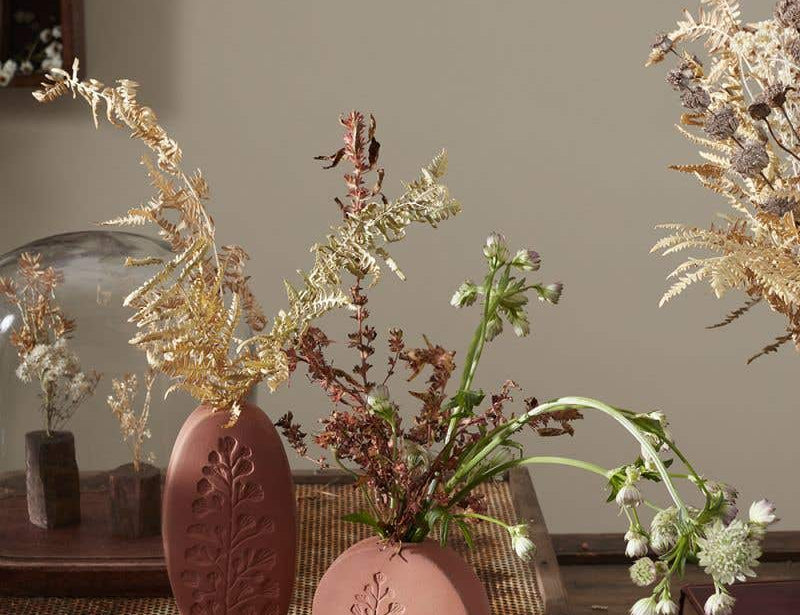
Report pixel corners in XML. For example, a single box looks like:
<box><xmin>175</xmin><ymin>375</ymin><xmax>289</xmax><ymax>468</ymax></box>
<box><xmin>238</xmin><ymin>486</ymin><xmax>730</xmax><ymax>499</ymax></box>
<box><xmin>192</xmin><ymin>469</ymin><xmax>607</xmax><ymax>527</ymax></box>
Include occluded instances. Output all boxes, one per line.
<box><xmin>656</xmin><ymin>597</ymin><xmax>679</xmax><ymax>615</ymax></box>
<box><xmin>748</xmin><ymin>499</ymin><xmax>778</xmax><ymax>526</ymax></box>
<box><xmin>367</xmin><ymin>384</ymin><xmax>391</xmax><ymax>411</ymax></box>
<box><xmin>704</xmin><ymin>591</ymin><xmax>735</xmax><ymax>615</ymax></box>
<box><xmin>538</xmin><ymin>282</ymin><xmax>563</xmax><ymax>304</ymax></box>
<box><xmin>508</xmin><ymin>524</ymin><xmax>536</xmax><ymax>561</ymax></box>
<box><xmin>483</xmin><ymin>232</ymin><xmax>509</xmax><ymax>263</ymax></box>
<box><xmin>616</xmin><ymin>484</ymin><xmax>643</xmax><ymax>508</ymax></box>
<box><xmin>631</xmin><ymin>596</ymin><xmax>659</xmax><ymax>615</ymax></box>
<box><xmin>511</xmin><ymin>249</ymin><xmax>541</xmax><ymax>271</ymax></box>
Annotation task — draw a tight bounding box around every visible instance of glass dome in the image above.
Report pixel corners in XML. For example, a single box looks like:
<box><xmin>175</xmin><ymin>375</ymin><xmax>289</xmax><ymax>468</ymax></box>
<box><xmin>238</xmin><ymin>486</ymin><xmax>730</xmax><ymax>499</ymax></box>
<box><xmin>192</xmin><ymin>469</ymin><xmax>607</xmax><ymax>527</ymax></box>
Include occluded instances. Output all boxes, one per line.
<box><xmin>0</xmin><ymin>230</ymin><xmax>210</xmax><ymax>475</ymax></box>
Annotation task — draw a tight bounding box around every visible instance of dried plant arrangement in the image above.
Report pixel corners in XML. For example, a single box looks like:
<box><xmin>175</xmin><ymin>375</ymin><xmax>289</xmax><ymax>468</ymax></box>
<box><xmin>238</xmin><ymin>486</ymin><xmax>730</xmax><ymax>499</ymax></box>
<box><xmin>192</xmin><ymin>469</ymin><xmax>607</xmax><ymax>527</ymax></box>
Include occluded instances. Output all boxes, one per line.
<box><xmin>280</xmin><ymin>233</ymin><xmax>776</xmax><ymax>615</ymax></box>
<box><xmin>647</xmin><ymin>0</ymin><xmax>800</xmax><ymax>363</ymax></box>
<box><xmin>0</xmin><ymin>252</ymin><xmax>100</xmax><ymax>435</ymax></box>
<box><xmin>32</xmin><ymin>60</ymin><xmax>459</xmax><ymax>420</ymax></box>
<box><xmin>107</xmin><ymin>371</ymin><xmax>156</xmax><ymax>472</ymax></box>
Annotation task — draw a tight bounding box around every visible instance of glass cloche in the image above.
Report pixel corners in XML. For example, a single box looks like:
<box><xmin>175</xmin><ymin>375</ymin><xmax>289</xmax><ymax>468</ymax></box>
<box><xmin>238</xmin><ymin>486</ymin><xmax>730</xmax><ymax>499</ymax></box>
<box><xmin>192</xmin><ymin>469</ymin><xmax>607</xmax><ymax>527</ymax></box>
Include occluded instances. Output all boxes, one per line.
<box><xmin>0</xmin><ymin>230</ymin><xmax>204</xmax><ymax>475</ymax></box>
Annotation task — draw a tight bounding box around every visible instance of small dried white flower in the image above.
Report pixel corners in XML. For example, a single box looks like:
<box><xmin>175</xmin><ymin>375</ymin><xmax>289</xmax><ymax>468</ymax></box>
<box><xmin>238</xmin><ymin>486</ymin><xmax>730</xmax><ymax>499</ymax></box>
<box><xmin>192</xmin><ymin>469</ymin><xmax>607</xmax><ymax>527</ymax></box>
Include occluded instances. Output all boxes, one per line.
<box><xmin>630</xmin><ymin>596</ymin><xmax>659</xmax><ymax>615</ymax></box>
<box><xmin>45</xmin><ymin>41</ymin><xmax>63</xmax><ymax>58</ymax></box>
<box><xmin>748</xmin><ymin>499</ymin><xmax>778</xmax><ymax>526</ymax></box>
<box><xmin>41</xmin><ymin>55</ymin><xmax>63</xmax><ymax>71</ymax></box>
<box><xmin>508</xmin><ymin>524</ymin><xmax>536</xmax><ymax>561</ymax></box>
<box><xmin>52</xmin><ymin>25</ymin><xmax>62</xmax><ymax>39</ymax></box>
<box><xmin>697</xmin><ymin>519</ymin><xmax>761</xmax><ymax>585</ymax></box>
<box><xmin>703</xmin><ymin>591</ymin><xmax>735</xmax><ymax>615</ymax></box>
<box><xmin>20</xmin><ymin>61</ymin><xmax>33</xmax><ymax>75</ymax></box>
<box><xmin>629</xmin><ymin>557</ymin><xmax>657</xmax><ymax>586</ymax></box>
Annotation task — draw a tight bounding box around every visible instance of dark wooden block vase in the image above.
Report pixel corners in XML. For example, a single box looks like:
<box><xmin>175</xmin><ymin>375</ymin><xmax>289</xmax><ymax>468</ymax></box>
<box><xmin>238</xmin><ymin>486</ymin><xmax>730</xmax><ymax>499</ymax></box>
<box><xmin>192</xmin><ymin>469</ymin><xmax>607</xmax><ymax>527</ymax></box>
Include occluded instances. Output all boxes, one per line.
<box><xmin>25</xmin><ymin>430</ymin><xmax>81</xmax><ymax>529</ymax></box>
<box><xmin>109</xmin><ymin>463</ymin><xmax>161</xmax><ymax>539</ymax></box>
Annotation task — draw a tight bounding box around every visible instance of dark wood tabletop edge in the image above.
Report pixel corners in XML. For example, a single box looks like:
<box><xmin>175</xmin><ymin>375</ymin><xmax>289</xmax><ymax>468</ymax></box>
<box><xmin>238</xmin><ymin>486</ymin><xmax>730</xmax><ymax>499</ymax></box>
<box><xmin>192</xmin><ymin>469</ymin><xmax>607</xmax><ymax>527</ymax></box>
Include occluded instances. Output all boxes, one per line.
<box><xmin>552</xmin><ymin>531</ymin><xmax>800</xmax><ymax>566</ymax></box>
<box><xmin>508</xmin><ymin>467</ymin><xmax>572</xmax><ymax>615</ymax></box>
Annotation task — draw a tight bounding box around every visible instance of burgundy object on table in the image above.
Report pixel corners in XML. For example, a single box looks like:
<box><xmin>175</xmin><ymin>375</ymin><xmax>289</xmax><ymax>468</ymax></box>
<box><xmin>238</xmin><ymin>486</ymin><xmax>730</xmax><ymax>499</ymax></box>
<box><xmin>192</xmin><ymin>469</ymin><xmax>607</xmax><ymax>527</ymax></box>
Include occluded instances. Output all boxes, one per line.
<box><xmin>681</xmin><ymin>580</ymin><xmax>800</xmax><ymax>614</ymax></box>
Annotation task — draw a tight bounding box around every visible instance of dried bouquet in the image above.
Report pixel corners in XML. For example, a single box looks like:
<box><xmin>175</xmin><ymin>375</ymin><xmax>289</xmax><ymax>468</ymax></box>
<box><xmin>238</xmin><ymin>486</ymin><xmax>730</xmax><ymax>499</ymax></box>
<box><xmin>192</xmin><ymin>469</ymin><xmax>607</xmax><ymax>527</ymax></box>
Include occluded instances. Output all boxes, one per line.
<box><xmin>648</xmin><ymin>0</ymin><xmax>800</xmax><ymax>363</ymax></box>
<box><xmin>107</xmin><ymin>371</ymin><xmax>156</xmax><ymax>472</ymax></box>
<box><xmin>32</xmin><ymin>60</ymin><xmax>460</xmax><ymax>421</ymax></box>
<box><xmin>0</xmin><ymin>252</ymin><xmax>100</xmax><ymax>435</ymax></box>
<box><xmin>280</xmin><ymin>233</ymin><xmax>777</xmax><ymax>615</ymax></box>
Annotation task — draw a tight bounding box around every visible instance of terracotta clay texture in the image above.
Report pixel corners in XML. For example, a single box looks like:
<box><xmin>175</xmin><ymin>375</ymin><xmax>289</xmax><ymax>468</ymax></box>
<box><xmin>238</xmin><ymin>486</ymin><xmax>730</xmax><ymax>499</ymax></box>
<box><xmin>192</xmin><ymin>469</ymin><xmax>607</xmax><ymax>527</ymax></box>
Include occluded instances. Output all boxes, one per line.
<box><xmin>25</xmin><ymin>430</ymin><xmax>81</xmax><ymax>529</ymax></box>
<box><xmin>312</xmin><ymin>536</ymin><xmax>491</xmax><ymax>615</ymax></box>
<box><xmin>162</xmin><ymin>403</ymin><xmax>296</xmax><ymax>615</ymax></box>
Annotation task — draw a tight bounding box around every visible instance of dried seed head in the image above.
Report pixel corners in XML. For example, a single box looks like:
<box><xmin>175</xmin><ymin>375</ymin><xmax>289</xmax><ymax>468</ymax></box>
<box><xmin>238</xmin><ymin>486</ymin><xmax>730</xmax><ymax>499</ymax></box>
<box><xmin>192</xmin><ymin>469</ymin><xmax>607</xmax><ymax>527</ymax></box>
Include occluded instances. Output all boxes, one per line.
<box><xmin>761</xmin><ymin>194</ymin><xmax>797</xmax><ymax>216</ymax></box>
<box><xmin>666</xmin><ymin>59</ymin><xmax>701</xmax><ymax>92</ymax></box>
<box><xmin>680</xmin><ymin>86</ymin><xmax>711</xmax><ymax>111</ymax></box>
<box><xmin>763</xmin><ymin>83</ymin><xmax>789</xmax><ymax>108</ymax></box>
<box><xmin>775</xmin><ymin>0</ymin><xmax>800</xmax><ymax>29</ymax></box>
<box><xmin>748</xmin><ymin>101</ymin><xmax>772</xmax><ymax>121</ymax></box>
<box><xmin>646</xmin><ymin>33</ymin><xmax>674</xmax><ymax>65</ymax></box>
<box><xmin>786</xmin><ymin>37</ymin><xmax>800</xmax><ymax>63</ymax></box>
<box><xmin>704</xmin><ymin>107</ymin><xmax>739</xmax><ymax>140</ymax></box>
<box><xmin>730</xmin><ymin>141</ymin><xmax>769</xmax><ymax>178</ymax></box>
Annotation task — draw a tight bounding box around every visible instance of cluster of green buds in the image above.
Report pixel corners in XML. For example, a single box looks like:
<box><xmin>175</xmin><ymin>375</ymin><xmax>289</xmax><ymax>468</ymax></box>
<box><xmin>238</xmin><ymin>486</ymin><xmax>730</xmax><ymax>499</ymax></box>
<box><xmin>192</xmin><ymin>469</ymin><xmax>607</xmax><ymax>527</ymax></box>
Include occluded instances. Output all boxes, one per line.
<box><xmin>450</xmin><ymin>232</ymin><xmax>562</xmax><ymax>340</ymax></box>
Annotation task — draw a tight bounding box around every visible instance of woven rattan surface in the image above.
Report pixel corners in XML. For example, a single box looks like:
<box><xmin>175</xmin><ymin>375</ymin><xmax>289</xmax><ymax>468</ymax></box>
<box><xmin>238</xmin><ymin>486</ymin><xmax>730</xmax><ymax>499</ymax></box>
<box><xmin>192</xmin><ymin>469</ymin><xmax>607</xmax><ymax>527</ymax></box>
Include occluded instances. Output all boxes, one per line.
<box><xmin>0</xmin><ymin>481</ymin><xmax>544</xmax><ymax>615</ymax></box>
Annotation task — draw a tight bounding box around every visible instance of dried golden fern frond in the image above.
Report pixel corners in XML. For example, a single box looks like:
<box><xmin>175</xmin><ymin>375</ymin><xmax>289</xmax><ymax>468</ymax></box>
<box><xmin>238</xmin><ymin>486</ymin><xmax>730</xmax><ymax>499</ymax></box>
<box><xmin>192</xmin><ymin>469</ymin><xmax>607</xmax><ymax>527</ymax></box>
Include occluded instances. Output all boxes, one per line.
<box><xmin>34</xmin><ymin>61</ymin><xmax>460</xmax><ymax>415</ymax></box>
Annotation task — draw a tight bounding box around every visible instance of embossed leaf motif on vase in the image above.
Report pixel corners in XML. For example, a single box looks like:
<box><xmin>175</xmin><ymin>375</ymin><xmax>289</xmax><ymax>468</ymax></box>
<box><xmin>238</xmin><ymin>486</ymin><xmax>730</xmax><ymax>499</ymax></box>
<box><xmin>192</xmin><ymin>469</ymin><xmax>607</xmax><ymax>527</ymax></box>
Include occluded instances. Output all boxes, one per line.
<box><xmin>351</xmin><ymin>573</ymin><xmax>406</xmax><ymax>615</ymax></box>
<box><xmin>313</xmin><ymin>537</ymin><xmax>489</xmax><ymax>615</ymax></box>
<box><xmin>163</xmin><ymin>403</ymin><xmax>296</xmax><ymax>615</ymax></box>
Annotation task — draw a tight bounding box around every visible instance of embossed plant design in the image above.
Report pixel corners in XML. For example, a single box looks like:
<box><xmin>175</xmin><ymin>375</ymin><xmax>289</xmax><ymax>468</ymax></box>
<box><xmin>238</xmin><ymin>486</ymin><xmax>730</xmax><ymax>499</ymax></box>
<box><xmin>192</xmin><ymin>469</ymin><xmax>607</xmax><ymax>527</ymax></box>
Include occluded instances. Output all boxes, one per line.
<box><xmin>181</xmin><ymin>436</ymin><xmax>279</xmax><ymax>615</ymax></box>
<box><xmin>351</xmin><ymin>573</ymin><xmax>406</xmax><ymax>615</ymax></box>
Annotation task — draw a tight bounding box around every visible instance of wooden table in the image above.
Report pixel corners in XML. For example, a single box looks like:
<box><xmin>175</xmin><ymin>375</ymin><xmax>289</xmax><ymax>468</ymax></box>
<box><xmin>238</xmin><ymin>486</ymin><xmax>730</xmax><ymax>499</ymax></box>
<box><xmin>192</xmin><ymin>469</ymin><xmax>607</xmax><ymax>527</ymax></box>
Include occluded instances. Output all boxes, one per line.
<box><xmin>0</xmin><ymin>468</ymin><xmax>570</xmax><ymax>615</ymax></box>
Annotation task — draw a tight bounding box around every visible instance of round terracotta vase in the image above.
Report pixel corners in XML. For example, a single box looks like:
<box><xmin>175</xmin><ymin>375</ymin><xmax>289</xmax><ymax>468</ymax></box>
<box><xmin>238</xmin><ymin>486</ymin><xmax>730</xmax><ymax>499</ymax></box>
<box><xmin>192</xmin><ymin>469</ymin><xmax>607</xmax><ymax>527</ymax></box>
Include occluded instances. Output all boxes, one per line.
<box><xmin>312</xmin><ymin>536</ymin><xmax>490</xmax><ymax>615</ymax></box>
<box><xmin>163</xmin><ymin>403</ymin><xmax>296</xmax><ymax>615</ymax></box>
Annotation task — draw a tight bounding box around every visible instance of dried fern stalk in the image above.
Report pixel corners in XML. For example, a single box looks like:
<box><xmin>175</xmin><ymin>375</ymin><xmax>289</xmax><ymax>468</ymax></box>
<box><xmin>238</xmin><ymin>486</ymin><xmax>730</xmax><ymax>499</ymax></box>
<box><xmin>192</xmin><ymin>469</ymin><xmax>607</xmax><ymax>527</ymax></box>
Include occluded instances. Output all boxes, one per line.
<box><xmin>647</xmin><ymin>0</ymin><xmax>800</xmax><ymax>361</ymax></box>
<box><xmin>33</xmin><ymin>60</ymin><xmax>460</xmax><ymax>419</ymax></box>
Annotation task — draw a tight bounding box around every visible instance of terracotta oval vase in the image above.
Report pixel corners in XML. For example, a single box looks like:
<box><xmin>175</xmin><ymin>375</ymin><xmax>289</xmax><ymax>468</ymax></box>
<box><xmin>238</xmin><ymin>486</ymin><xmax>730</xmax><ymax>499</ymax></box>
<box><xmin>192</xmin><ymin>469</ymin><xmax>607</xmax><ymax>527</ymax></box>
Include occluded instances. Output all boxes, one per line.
<box><xmin>163</xmin><ymin>403</ymin><xmax>296</xmax><ymax>615</ymax></box>
<box><xmin>312</xmin><ymin>536</ymin><xmax>491</xmax><ymax>615</ymax></box>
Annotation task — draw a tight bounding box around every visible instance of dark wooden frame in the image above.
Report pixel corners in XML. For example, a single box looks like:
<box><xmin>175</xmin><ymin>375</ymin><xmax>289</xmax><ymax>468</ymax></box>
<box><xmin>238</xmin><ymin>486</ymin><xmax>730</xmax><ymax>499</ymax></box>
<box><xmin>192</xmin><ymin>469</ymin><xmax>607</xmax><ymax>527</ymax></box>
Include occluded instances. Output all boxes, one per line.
<box><xmin>0</xmin><ymin>468</ymin><xmax>572</xmax><ymax>614</ymax></box>
<box><xmin>0</xmin><ymin>0</ymin><xmax>84</xmax><ymax>88</ymax></box>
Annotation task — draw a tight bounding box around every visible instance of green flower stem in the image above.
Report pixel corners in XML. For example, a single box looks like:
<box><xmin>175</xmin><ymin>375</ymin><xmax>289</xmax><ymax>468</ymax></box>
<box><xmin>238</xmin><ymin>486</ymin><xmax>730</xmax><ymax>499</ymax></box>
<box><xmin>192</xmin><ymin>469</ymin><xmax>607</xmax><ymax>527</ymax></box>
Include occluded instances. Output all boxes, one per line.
<box><xmin>447</xmin><ymin>396</ymin><xmax>689</xmax><ymax>518</ymax></box>
<box><xmin>427</xmin><ymin>264</ymin><xmax>501</xmax><ymax>500</ymax></box>
<box><xmin>446</xmin><ymin>456</ymin><xmax>610</xmax><ymax>509</ymax></box>
<box><xmin>456</xmin><ymin>511</ymin><xmax>512</xmax><ymax>531</ymax></box>
<box><xmin>667</xmin><ymin>440</ymin><xmax>709</xmax><ymax>497</ymax></box>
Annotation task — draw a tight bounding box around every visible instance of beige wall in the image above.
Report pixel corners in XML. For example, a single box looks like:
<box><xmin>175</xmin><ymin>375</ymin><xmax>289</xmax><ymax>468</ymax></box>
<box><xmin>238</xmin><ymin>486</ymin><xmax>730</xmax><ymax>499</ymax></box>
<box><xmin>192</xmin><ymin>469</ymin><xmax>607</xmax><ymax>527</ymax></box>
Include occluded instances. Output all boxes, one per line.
<box><xmin>0</xmin><ymin>0</ymin><xmax>793</xmax><ymax>533</ymax></box>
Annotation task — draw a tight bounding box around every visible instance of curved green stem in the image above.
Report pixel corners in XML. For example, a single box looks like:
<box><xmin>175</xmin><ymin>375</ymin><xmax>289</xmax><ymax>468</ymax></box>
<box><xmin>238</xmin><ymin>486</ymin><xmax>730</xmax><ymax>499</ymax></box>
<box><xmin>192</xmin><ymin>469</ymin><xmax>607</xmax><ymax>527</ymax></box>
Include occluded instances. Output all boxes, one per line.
<box><xmin>456</xmin><ymin>512</ymin><xmax>511</xmax><ymax>531</ymax></box>
<box><xmin>448</xmin><ymin>396</ymin><xmax>689</xmax><ymax>518</ymax></box>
